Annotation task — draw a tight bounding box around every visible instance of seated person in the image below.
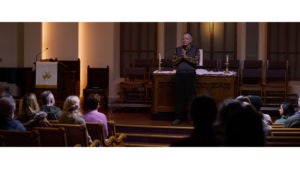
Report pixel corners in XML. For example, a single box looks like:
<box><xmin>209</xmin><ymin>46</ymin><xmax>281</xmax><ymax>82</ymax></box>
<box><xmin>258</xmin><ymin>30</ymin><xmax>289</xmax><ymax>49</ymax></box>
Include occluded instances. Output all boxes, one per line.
<box><xmin>17</xmin><ymin>93</ymin><xmax>50</xmax><ymax>129</ymax></box>
<box><xmin>285</xmin><ymin>97</ymin><xmax>300</xmax><ymax>128</ymax></box>
<box><xmin>83</xmin><ymin>93</ymin><xmax>109</xmax><ymax>138</ymax></box>
<box><xmin>274</xmin><ymin>103</ymin><xmax>295</xmax><ymax>123</ymax></box>
<box><xmin>59</xmin><ymin>95</ymin><xmax>92</xmax><ymax>143</ymax></box>
<box><xmin>237</xmin><ymin>95</ymin><xmax>271</xmax><ymax>136</ymax></box>
<box><xmin>0</xmin><ymin>95</ymin><xmax>26</xmax><ymax>131</ymax></box>
<box><xmin>171</xmin><ymin>95</ymin><xmax>222</xmax><ymax>146</ymax></box>
<box><xmin>59</xmin><ymin>95</ymin><xmax>85</xmax><ymax>124</ymax></box>
<box><xmin>40</xmin><ymin>90</ymin><xmax>61</xmax><ymax>120</ymax></box>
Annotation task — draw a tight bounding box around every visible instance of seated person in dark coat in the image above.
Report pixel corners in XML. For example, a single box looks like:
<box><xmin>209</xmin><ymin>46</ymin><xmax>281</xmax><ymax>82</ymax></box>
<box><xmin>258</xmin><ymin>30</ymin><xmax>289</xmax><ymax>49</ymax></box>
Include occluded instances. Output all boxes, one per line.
<box><xmin>170</xmin><ymin>94</ymin><xmax>222</xmax><ymax>146</ymax></box>
<box><xmin>284</xmin><ymin>97</ymin><xmax>300</xmax><ymax>128</ymax></box>
<box><xmin>0</xmin><ymin>95</ymin><xmax>26</xmax><ymax>131</ymax></box>
<box><xmin>40</xmin><ymin>90</ymin><xmax>61</xmax><ymax>120</ymax></box>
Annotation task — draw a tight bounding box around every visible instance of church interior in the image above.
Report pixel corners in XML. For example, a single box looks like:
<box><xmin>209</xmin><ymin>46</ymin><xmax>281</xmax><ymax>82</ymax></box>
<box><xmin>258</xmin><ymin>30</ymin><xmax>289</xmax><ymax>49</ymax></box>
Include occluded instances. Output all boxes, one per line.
<box><xmin>1</xmin><ymin>22</ymin><xmax>300</xmax><ymax>147</ymax></box>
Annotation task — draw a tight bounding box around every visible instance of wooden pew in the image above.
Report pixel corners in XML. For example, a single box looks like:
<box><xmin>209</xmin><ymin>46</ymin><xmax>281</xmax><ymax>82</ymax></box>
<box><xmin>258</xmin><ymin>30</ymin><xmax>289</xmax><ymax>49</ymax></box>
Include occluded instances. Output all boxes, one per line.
<box><xmin>86</xmin><ymin>122</ymin><xmax>115</xmax><ymax>147</ymax></box>
<box><xmin>51</xmin><ymin>123</ymin><xmax>99</xmax><ymax>147</ymax></box>
<box><xmin>270</xmin><ymin>128</ymin><xmax>300</xmax><ymax>133</ymax></box>
<box><xmin>271</xmin><ymin>131</ymin><xmax>300</xmax><ymax>137</ymax></box>
<box><xmin>32</xmin><ymin>127</ymin><xmax>67</xmax><ymax>147</ymax></box>
<box><xmin>108</xmin><ymin>120</ymin><xmax>127</xmax><ymax>146</ymax></box>
<box><xmin>271</xmin><ymin>123</ymin><xmax>284</xmax><ymax>128</ymax></box>
<box><xmin>0</xmin><ymin>130</ymin><xmax>40</xmax><ymax>147</ymax></box>
<box><xmin>266</xmin><ymin>136</ymin><xmax>300</xmax><ymax>147</ymax></box>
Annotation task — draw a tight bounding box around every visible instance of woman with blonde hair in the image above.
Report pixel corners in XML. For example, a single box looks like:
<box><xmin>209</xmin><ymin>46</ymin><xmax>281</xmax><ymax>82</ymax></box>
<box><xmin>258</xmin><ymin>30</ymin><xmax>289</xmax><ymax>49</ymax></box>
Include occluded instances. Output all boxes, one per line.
<box><xmin>59</xmin><ymin>95</ymin><xmax>85</xmax><ymax>124</ymax></box>
<box><xmin>59</xmin><ymin>95</ymin><xmax>92</xmax><ymax>144</ymax></box>
<box><xmin>17</xmin><ymin>93</ymin><xmax>50</xmax><ymax>129</ymax></box>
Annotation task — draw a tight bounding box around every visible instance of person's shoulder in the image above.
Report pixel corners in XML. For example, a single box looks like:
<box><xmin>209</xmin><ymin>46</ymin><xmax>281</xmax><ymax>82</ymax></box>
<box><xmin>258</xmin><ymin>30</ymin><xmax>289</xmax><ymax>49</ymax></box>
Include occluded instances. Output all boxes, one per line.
<box><xmin>191</xmin><ymin>45</ymin><xmax>198</xmax><ymax>50</ymax></box>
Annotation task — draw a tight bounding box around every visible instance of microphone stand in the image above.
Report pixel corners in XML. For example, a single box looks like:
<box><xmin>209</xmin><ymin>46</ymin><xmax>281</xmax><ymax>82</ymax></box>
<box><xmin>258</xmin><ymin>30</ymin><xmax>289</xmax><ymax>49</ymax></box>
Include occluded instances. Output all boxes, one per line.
<box><xmin>33</xmin><ymin>48</ymin><xmax>48</xmax><ymax>70</ymax></box>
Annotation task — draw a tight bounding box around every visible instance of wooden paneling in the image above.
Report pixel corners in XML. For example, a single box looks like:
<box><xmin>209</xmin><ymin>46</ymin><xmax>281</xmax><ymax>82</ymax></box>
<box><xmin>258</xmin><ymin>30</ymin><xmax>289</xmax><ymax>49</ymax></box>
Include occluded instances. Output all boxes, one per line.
<box><xmin>152</xmin><ymin>74</ymin><xmax>236</xmax><ymax>113</ymax></box>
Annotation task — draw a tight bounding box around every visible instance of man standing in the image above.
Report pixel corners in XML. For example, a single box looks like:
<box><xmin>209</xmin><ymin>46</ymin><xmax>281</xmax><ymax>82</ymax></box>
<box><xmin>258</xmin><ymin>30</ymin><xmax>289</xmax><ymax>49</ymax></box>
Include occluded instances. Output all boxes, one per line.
<box><xmin>172</xmin><ymin>32</ymin><xmax>199</xmax><ymax>125</ymax></box>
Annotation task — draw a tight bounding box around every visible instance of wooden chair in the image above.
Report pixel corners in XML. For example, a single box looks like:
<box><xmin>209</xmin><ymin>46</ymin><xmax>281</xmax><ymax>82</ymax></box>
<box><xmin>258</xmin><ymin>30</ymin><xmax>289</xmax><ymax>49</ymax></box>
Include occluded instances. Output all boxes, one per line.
<box><xmin>271</xmin><ymin>123</ymin><xmax>284</xmax><ymax>128</ymax></box>
<box><xmin>83</xmin><ymin>65</ymin><xmax>109</xmax><ymax>109</ymax></box>
<box><xmin>0</xmin><ymin>130</ymin><xmax>40</xmax><ymax>147</ymax></box>
<box><xmin>107</xmin><ymin>120</ymin><xmax>127</xmax><ymax>146</ymax></box>
<box><xmin>269</xmin><ymin>128</ymin><xmax>300</xmax><ymax>136</ymax></box>
<box><xmin>32</xmin><ymin>127</ymin><xmax>67</xmax><ymax>147</ymax></box>
<box><xmin>120</xmin><ymin>67</ymin><xmax>147</xmax><ymax>103</ymax></box>
<box><xmin>271</xmin><ymin>131</ymin><xmax>300</xmax><ymax>137</ymax></box>
<box><xmin>86</xmin><ymin>122</ymin><xmax>115</xmax><ymax>147</ymax></box>
<box><xmin>51</xmin><ymin>123</ymin><xmax>98</xmax><ymax>147</ymax></box>
<box><xmin>263</xmin><ymin>60</ymin><xmax>288</xmax><ymax>102</ymax></box>
<box><xmin>134</xmin><ymin>58</ymin><xmax>154</xmax><ymax>72</ymax></box>
<box><xmin>239</xmin><ymin>60</ymin><xmax>263</xmax><ymax>97</ymax></box>
<box><xmin>265</xmin><ymin>136</ymin><xmax>300</xmax><ymax>146</ymax></box>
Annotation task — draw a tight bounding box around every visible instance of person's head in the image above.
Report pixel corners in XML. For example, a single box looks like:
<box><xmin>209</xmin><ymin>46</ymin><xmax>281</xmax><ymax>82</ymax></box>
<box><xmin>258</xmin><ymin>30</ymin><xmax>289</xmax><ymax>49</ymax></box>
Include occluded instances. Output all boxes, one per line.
<box><xmin>247</xmin><ymin>95</ymin><xmax>262</xmax><ymax>112</ymax></box>
<box><xmin>0</xmin><ymin>86</ymin><xmax>12</xmax><ymax>98</ymax></box>
<box><xmin>279</xmin><ymin>102</ymin><xmax>295</xmax><ymax>117</ymax></box>
<box><xmin>189</xmin><ymin>94</ymin><xmax>217</xmax><ymax>128</ymax></box>
<box><xmin>23</xmin><ymin>93</ymin><xmax>40</xmax><ymax>116</ymax></box>
<box><xmin>225</xmin><ymin>102</ymin><xmax>265</xmax><ymax>146</ymax></box>
<box><xmin>40</xmin><ymin>90</ymin><xmax>55</xmax><ymax>106</ymax></box>
<box><xmin>86</xmin><ymin>93</ymin><xmax>100</xmax><ymax>110</ymax></box>
<box><xmin>182</xmin><ymin>32</ymin><xmax>193</xmax><ymax>47</ymax></box>
<box><xmin>236</xmin><ymin>95</ymin><xmax>251</xmax><ymax>104</ymax></box>
<box><xmin>218</xmin><ymin>99</ymin><xmax>244</xmax><ymax>127</ymax></box>
<box><xmin>63</xmin><ymin>95</ymin><xmax>80</xmax><ymax>112</ymax></box>
<box><xmin>0</xmin><ymin>95</ymin><xmax>16</xmax><ymax>119</ymax></box>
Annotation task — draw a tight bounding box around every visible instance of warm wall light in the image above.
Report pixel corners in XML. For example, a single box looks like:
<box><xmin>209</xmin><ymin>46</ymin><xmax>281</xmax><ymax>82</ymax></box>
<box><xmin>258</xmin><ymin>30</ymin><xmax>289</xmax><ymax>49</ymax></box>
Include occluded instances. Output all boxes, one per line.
<box><xmin>209</xmin><ymin>22</ymin><xmax>214</xmax><ymax>34</ymax></box>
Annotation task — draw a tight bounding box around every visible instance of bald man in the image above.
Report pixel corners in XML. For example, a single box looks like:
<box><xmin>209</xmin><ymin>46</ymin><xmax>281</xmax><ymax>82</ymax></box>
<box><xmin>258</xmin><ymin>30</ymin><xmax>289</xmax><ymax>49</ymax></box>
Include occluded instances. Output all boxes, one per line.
<box><xmin>172</xmin><ymin>32</ymin><xmax>199</xmax><ymax>125</ymax></box>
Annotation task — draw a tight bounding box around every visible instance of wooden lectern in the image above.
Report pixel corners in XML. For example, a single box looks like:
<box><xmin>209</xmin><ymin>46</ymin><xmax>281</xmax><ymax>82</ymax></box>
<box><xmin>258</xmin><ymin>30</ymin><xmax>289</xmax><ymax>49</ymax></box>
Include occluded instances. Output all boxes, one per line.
<box><xmin>25</xmin><ymin>59</ymin><xmax>80</xmax><ymax>108</ymax></box>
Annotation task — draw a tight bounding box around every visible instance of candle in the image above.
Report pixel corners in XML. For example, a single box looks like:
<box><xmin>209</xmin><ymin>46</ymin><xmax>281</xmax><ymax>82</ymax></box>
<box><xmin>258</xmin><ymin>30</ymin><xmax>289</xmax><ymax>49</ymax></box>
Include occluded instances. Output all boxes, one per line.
<box><xmin>158</xmin><ymin>53</ymin><xmax>162</xmax><ymax>71</ymax></box>
<box><xmin>199</xmin><ymin>49</ymin><xmax>203</xmax><ymax>66</ymax></box>
<box><xmin>226</xmin><ymin>55</ymin><xmax>229</xmax><ymax>63</ymax></box>
<box><xmin>159</xmin><ymin>53</ymin><xmax>161</xmax><ymax>61</ymax></box>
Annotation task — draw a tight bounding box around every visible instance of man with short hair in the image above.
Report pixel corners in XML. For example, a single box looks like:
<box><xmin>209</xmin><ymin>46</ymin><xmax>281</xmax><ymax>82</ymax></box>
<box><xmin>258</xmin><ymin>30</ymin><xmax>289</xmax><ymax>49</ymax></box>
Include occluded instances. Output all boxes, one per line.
<box><xmin>0</xmin><ymin>95</ymin><xmax>26</xmax><ymax>131</ymax></box>
<box><xmin>172</xmin><ymin>32</ymin><xmax>199</xmax><ymax>125</ymax></box>
<box><xmin>40</xmin><ymin>90</ymin><xmax>61</xmax><ymax>120</ymax></box>
<box><xmin>83</xmin><ymin>93</ymin><xmax>109</xmax><ymax>138</ymax></box>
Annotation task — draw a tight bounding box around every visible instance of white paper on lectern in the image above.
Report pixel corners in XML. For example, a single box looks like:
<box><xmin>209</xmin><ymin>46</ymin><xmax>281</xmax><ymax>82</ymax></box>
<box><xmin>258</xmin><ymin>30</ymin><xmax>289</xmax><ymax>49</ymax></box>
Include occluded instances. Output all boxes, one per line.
<box><xmin>35</xmin><ymin>61</ymin><xmax>58</xmax><ymax>87</ymax></box>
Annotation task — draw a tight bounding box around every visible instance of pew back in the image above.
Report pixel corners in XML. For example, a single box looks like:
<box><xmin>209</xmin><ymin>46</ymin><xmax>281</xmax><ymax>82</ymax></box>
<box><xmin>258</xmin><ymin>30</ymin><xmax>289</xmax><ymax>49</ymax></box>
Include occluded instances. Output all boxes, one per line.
<box><xmin>0</xmin><ymin>130</ymin><xmax>40</xmax><ymax>147</ymax></box>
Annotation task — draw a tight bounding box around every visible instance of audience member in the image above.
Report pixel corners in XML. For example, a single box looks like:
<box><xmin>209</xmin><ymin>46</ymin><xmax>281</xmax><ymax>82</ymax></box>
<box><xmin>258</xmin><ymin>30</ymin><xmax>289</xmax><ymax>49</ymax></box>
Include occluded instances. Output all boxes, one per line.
<box><xmin>40</xmin><ymin>90</ymin><xmax>61</xmax><ymax>120</ymax></box>
<box><xmin>0</xmin><ymin>95</ymin><xmax>26</xmax><ymax>131</ymax></box>
<box><xmin>83</xmin><ymin>93</ymin><xmax>109</xmax><ymax>138</ymax></box>
<box><xmin>240</xmin><ymin>95</ymin><xmax>272</xmax><ymax>135</ymax></box>
<box><xmin>17</xmin><ymin>93</ymin><xmax>50</xmax><ymax>129</ymax></box>
<box><xmin>59</xmin><ymin>95</ymin><xmax>92</xmax><ymax>143</ymax></box>
<box><xmin>284</xmin><ymin>97</ymin><xmax>300</xmax><ymax>128</ymax></box>
<box><xmin>171</xmin><ymin>95</ymin><xmax>222</xmax><ymax>146</ymax></box>
<box><xmin>218</xmin><ymin>99</ymin><xmax>265</xmax><ymax>146</ymax></box>
<box><xmin>274</xmin><ymin>103</ymin><xmax>295</xmax><ymax>123</ymax></box>
<box><xmin>59</xmin><ymin>95</ymin><xmax>85</xmax><ymax>124</ymax></box>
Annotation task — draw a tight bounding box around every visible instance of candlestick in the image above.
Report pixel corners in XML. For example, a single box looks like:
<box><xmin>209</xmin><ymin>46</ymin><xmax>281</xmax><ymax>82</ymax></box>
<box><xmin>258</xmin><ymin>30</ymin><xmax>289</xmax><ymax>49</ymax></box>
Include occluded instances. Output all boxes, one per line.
<box><xmin>226</xmin><ymin>54</ymin><xmax>229</xmax><ymax>63</ymax></box>
<box><xmin>224</xmin><ymin>62</ymin><xmax>229</xmax><ymax>74</ymax></box>
<box><xmin>158</xmin><ymin>53</ymin><xmax>162</xmax><ymax>71</ymax></box>
<box><xmin>199</xmin><ymin>49</ymin><xmax>203</xmax><ymax>66</ymax></box>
